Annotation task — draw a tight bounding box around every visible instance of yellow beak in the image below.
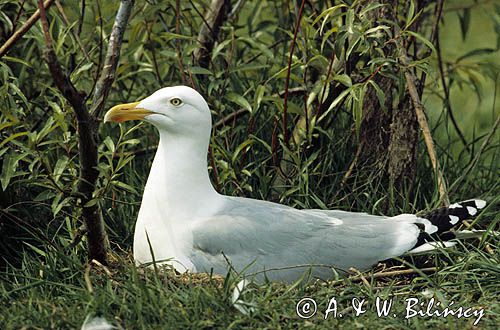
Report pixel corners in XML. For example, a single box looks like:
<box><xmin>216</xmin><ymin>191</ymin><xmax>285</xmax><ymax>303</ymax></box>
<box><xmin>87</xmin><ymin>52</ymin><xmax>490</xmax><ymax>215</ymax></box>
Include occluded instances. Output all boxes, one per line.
<box><xmin>103</xmin><ymin>101</ymin><xmax>153</xmax><ymax>123</ymax></box>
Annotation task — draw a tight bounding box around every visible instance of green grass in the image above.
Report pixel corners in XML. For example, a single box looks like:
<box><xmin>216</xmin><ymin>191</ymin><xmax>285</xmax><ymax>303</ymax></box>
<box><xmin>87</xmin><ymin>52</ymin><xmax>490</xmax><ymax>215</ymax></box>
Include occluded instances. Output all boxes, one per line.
<box><xmin>0</xmin><ymin>226</ymin><xmax>499</xmax><ymax>329</ymax></box>
<box><xmin>1</xmin><ymin>1</ymin><xmax>499</xmax><ymax>328</ymax></box>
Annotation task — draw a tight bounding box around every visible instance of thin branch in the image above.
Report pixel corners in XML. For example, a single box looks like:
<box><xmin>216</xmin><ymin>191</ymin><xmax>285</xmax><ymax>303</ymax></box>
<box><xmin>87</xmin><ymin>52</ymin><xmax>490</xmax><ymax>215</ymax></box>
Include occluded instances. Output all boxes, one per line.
<box><xmin>212</xmin><ymin>87</ymin><xmax>307</xmax><ymax>129</ymax></box>
<box><xmin>420</xmin><ymin>0</ymin><xmax>469</xmax><ymax>152</ymax></box>
<box><xmin>429</xmin><ymin>0</ymin><xmax>443</xmax><ymax>45</ymax></box>
<box><xmin>453</xmin><ymin>75</ymin><xmax>500</xmax><ymax>189</ymax></box>
<box><xmin>417</xmin><ymin>0</ymin><xmax>442</xmax><ymax>96</ymax></box>
<box><xmin>399</xmin><ymin>44</ymin><xmax>449</xmax><ymax>205</ymax></box>
<box><xmin>228</xmin><ymin>0</ymin><xmax>246</xmax><ymax>21</ymax></box>
<box><xmin>282</xmin><ymin>0</ymin><xmax>306</xmax><ymax>146</ymax></box>
<box><xmin>86</xmin><ymin>0</ymin><xmax>104</xmax><ymax>102</ymax></box>
<box><xmin>208</xmin><ymin>145</ymin><xmax>220</xmax><ymax>191</ymax></box>
<box><xmin>189</xmin><ymin>0</ymin><xmax>217</xmax><ymax>38</ymax></box>
<box><xmin>10</xmin><ymin>0</ymin><xmax>27</xmax><ymax>34</ymax></box>
<box><xmin>77</xmin><ymin>0</ymin><xmax>86</xmax><ymax>37</ymax></box>
<box><xmin>66</xmin><ymin>225</ymin><xmax>88</xmax><ymax>251</ymax></box>
<box><xmin>145</xmin><ymin>18</ymin><xmax>163</xmax><ymax>85</ymax></box>
<box><xmin>55</xmin><ymin>0</ymin><xmax>90</xmax><ymax>62</ymax></box>
<box><xmin>341</xmin><ymin>142</ymin><xmax>363</xmax><ymax>186</ymax></box>
<box><xmin>0</xmin><ymin>0</ymin><xmax>55</xmax><ymax>58</ymax></box>
<box><xmin>348</xmin><ymin>267</ymin><xmax>371</xmax><ymax>288</ymax></box>
<box><xmin>172</xmin><ymin>1</ymin><xmax>187</xmax><ymax>83</ymax></box>
<box><xmin>37</xmin><ymin>0</ymin><xmax>86</xmax><ymax>120</ymax></box>
<box><xmin>348</xmin><ymin>267</ymin><xmax>437</xmax><ymax>283</ymax></box>
<box><xmin>91</xmin><ymin>0</ymin><xmax>135</xmax><ymax>118</ymax></box>
<box><xmin>213</xmin><ymin>108</ymin><xmax>248</xmax><ymax>129</ymax></box>
<box><xmin>435</xmin><ymin>29</ymin><xmax>470</xmax><ymax>152</ymax></box>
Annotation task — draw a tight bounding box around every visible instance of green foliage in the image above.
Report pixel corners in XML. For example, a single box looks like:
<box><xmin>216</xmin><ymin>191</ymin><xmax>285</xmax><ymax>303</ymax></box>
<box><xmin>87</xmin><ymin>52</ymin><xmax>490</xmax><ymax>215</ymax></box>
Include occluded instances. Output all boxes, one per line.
<box><xmin>0</xmin><ymin>0</ymin><xmax>498</xmax><ymax>328</ymax></box>
<box><xmin>0</xmin><ymin>231</ymin><xmax>499</xmax><ymax>328</ymax></box>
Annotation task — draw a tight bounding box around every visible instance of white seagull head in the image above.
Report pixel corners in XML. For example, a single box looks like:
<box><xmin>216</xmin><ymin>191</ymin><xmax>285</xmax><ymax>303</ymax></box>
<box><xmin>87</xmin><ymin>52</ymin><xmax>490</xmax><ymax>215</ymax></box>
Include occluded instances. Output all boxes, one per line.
<box><xmin>104</xmin><ymin>86</ymin><xmax>212</xmax><ymax>138</ymax></box>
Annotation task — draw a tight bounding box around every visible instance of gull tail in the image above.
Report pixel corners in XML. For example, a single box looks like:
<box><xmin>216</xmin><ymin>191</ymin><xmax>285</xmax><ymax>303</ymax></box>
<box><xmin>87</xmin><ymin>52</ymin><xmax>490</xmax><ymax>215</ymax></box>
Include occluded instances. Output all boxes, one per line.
<box><xmin>410</xmin><ymin>199</ymin><xmax>487</xmax><ymax>253</ymax></box>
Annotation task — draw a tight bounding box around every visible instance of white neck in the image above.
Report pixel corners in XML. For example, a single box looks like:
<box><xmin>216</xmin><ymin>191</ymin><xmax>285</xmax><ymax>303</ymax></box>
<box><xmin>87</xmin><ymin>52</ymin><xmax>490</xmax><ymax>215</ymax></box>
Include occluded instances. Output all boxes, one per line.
<box><xmin>139</xmin><ymin>130</ymin><xmax>221</xmax><ymax>221</ymax></box>
<box><xmin>134</xmin><ymin>130</ymin><xmax>222</xmax><ymax>270</ymax></box>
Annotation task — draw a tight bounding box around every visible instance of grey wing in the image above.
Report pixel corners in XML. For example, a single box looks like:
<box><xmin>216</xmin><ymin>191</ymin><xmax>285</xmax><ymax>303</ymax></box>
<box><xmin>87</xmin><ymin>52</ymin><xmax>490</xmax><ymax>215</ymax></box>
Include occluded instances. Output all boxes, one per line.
<box><xmin>189</xmin><ymin>197</ymin><xmax>421</xmax><ymax>281</ymax></box>
<box><xmin>305</xmin><ymin>209</ymin><xmax>382</xmax><ymax>220</ymax></box>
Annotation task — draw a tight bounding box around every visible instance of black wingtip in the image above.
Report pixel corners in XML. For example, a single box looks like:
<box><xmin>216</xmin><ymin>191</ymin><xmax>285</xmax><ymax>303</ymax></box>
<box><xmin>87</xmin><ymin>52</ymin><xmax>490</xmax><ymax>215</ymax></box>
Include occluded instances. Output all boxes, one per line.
<box><xmin>413</xmin><ymin>199</ymin><xmax>486</xmax><ymax>249</ymax></box>
<box><xmin>424</xmin><ymin>199</ymin><xmax>486</xmax><ymax>234</ymax></box>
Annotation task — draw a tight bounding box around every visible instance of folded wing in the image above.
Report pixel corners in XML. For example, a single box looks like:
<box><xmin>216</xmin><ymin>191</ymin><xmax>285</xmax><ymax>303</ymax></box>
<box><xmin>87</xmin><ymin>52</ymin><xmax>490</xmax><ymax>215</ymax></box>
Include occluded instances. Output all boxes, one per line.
<box><xmin>189</xmin><ymin>197</ymin><xmax>426</xmax><ymax>281</ymax></box>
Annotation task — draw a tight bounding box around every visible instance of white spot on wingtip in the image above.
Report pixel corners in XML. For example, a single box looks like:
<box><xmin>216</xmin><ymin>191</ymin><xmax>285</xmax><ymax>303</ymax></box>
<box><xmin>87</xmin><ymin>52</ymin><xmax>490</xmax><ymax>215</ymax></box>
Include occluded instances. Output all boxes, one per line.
<box><xmin>449</xmin><ymin>215</ymin><xmax>460</xmax><ymax>225</ymax></box>
<box><xmin>408</xmin><ymin>241</ymin><xmax>456</xmax><ymax>254</ymax></box>
<box><xmin>449</xmin><ymin>203</ymin><xmax>461</xmax><ymax>209</ymax></box>
<box><xmin>428</xmin><ymin>223</ymin><xmax>438</xmax><ymax>234</ymax></box>
<box><xmin>466</xmin><ymin>206</ymin><xmax>477</xmax><ymax>216</ymax></box>
<box><xmin>474</xmin><ymin>199</ymin><xmax>486</xmax><ymax>209</ymax></box>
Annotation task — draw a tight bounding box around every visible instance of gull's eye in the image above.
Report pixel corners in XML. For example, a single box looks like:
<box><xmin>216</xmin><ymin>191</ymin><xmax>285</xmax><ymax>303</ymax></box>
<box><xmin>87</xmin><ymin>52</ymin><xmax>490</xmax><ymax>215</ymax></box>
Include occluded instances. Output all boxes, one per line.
<box><xmin>170</xmin><ymin>98</ymin><xmax>182</xmax><ymax>106</ymax></box>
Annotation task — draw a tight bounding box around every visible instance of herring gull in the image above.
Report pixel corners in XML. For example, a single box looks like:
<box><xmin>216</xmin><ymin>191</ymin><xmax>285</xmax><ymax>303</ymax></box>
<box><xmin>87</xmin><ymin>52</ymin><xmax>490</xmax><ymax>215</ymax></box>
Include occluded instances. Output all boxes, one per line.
<box><xmin>104</xmin><ymin>86</ymin><xmax>486</xmax><ymax>282</ymax></box>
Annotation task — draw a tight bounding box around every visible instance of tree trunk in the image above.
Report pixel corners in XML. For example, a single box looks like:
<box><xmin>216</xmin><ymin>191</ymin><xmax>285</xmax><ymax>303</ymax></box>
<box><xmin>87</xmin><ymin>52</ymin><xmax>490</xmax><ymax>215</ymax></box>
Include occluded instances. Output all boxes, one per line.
<box><xmin>38</xmin><ymin>0</ymin><xmax>134</xmax><ymax>264</ymax></box>
<box><xmin>357</xmin><ymin>1</ymin><xmax>420</xmax><ymax>200</ymax></box>
<box><xmin>193</xmin><ymin>0</ymin><xmax>231</xmax><ymax>69</ymax></box>
<box><xmin>387</xmin><ymin>96</ymin><xmax>418</xmax><ymax>190</ymax></box>
<box><xmin>358</xmin><ymin>75</ymin><xmax>393</xmax><ymax>172</ymax></box>
<box><xmin>77</xmin><ymin>117</ymin><xmax>108</xmax><ymax>263</ymax></box>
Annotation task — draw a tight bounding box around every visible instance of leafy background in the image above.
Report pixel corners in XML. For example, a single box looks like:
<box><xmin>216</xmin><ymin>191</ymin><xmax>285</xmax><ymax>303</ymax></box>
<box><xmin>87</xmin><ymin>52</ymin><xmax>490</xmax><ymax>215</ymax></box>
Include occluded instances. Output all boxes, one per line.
<box><xmin>0</xmin><ymin>0</ymin><xmax>498</xmax><ymax>328</ymax></box>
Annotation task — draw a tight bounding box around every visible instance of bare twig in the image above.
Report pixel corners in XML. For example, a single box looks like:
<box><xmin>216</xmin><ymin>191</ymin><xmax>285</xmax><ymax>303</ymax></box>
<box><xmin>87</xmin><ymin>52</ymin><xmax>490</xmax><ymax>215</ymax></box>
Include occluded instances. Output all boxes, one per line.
<box><xmin>0</xmin><ymin>0</ymin><xmax>55</xmax><ymax>58</ymax></box>
<box><xmin>399</xmin><ymin>44</ymin><xmax>450</xmax><ymax>206</ymax></box>
<box><xmin>282</xmin><ymin>0</ymin><xmax>306</xmax><ymax>146</ymax></box>
<box><xmin>453</xmin><ymin>77</ymin><xmax>500</xmax><ymax>189</ymax></box>
<box><xmin>37</xmin><ymin>0</ymin><xmax>86</xmax><ymax>119</ymax></box>
<box><xmin>429</xmin><ymin>0</ymin><xmax>443</xmax><ymax>44</ymax></box>
<box><xmin>212</xmin><ymin>87</ymin><xmax>307</xmax><ymax>129</ymax></box>
<box><xmin>90</xmin><ymin>0</ymin><xmax>135</xmax><ymax>118</ymax></box>
<box><xmin>435</xmin><ymin>38</ymin><xmax>469</xmax><ymax>151</ymax></box>
<box><xmin>208</xmin><ymin>145</ymin><xmax>220</xmax><ymax>191</ymax></box>
<box><xmin>173</xmin><ymin>1</ymin><xmax>187</xmax><ymax>83</ymax></box>
<box><xmin>348</xmin><ymin>267</ymin><xmax>371</xmax><ymax>288</ymax></box>
<box><xmin>327</xmin><ymin>267</ymin><xmax>438</xmax><ymax>286</ymax></box>
<box><xmin>10</xmin><ymin>0</ymin><xmax>27</xmax><ymax>33</ymax></box>
<box><xmin>213</xmin><ymin>108</ymin><xmax>248</xmax><ymax>129</ymax></box>
<box><xmin>367</xmin><ymin>267</ymin><xmax>437</xmax><ymax>280</ymax></box>
<box><xmin>228</xmin><ymin>0</ymin><xmax>246</xmax><ymax>21</ymax></box>
<box><xmin>418</xmin><ymin>0</ymin><xmax>443</xmax><ymax>95</ymax></box>
<box><xmin>90</xmin><ymin>259</ymin><xmax>112</xmax><ymax>277</ymax></box>
<box><xmin>341</xmin><ymin>142</ymin><xmax>363</xmax><ymax>186</ymax></box>
<box><xmin>54</xmin><ymin>0</ymin><xmax>90</xmax><ymax>62</ymax></box>
<box><xmin>84</xmin><ymin>264</ymin><xmax>93</xmax><ymax>293</ymax></box>
<box><xmin>77</xmin><ymin>0</ymin><xmax>86</xmax><ymax>36</ymax></box>
<box><xmin>145</xmin><ymin>18</ymin><xmax>163</xmax><ymax>85</ymax></box>
<box><xmin>66</xmin><ymin>225</ymin><xmax>88</xmax><ymax>251</ymax></box>
<box><xmin>417</xmin><ymin>0</ymin><xmax>476</xmax><ymax>159</ymax></box>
